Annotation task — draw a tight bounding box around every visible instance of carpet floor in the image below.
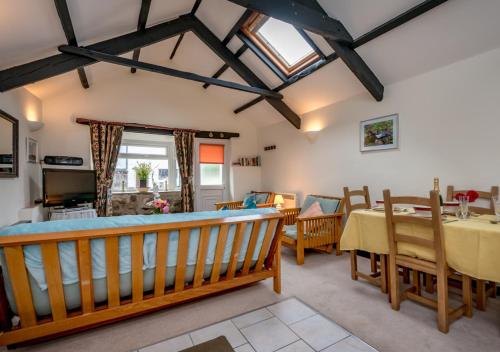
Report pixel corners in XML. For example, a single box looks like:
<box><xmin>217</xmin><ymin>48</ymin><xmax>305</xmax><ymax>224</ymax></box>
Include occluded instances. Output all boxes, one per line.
<box><xmin>4</xmin><ymin>249</ymin><xmax>500</xmax><ymax>352</ymax></box>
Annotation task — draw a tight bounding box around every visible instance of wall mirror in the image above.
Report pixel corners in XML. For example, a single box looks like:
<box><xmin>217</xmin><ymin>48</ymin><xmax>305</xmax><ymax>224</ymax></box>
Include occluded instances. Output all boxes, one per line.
<box><xmin>0</xmin><ymin>109</ymin><xmax>19</xmax><ymax>178</ymax></box>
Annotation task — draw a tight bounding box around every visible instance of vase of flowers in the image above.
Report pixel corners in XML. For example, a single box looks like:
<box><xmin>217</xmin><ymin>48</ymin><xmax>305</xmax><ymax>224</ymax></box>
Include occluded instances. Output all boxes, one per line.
<box><xmin>152</xmin><ymin>199</ymin><xmax>170</xmax><ymax>214</ymax></box>
<box><xmin>454</xmin><ymin>190</ymin><xmax>479</xmax><ymax>219</ymax></box>
<box><xmin>133</xmin><ymin>162</ymin><xmax>153</xmax><ymax>192</ymax></box>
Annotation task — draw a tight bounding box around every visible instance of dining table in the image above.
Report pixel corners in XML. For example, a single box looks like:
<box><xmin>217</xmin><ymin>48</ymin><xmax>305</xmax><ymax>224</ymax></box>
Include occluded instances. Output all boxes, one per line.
<box><xmin>340</xmin><ymin>209</ymin><xmax>500</xmax><ymax>284</ymax></box>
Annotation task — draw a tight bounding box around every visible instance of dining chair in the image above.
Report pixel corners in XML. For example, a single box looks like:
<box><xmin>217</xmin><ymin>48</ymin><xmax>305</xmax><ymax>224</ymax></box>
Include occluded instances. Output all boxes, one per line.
<box><xmin>383</xmin><ymin>189</ymin><xmax>472</xmax><ymax>333</ymax></box>
<box><xmin>446</xmin><ymin>185</ymin><xmax>499</xmax><ymax>310</ymax></box>
<box><xmin>343</xmin><ymin>186</ymin><xmax>386</xmax><ymax>293</ymax></box>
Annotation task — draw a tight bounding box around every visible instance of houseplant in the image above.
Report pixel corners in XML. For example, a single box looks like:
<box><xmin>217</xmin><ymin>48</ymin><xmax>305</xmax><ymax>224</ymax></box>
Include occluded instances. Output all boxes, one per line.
<box><xmin>133</xmin><ymin>162</ymin><xmax>153</xmax><ymax>192</ymax></box>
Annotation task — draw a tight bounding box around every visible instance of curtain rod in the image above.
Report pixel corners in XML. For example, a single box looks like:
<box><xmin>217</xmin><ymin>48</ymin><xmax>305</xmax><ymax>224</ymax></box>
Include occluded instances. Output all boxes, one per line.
<box><xmin>75</xmin><ymin>118</ymin><xmax>240</xmax><ymax>139</ymax></box>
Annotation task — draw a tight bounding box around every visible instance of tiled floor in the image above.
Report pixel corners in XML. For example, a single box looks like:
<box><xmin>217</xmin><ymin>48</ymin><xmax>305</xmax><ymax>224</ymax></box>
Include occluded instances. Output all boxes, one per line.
<box><xmin>138</xmin><ymin>298</ymin><xmax>378</xmax><ymax>352</ymax></box>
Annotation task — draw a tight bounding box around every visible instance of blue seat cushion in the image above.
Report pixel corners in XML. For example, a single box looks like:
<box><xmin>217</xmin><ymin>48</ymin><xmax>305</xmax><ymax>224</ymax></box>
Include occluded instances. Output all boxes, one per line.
<box><xmin>242</xmin><ymin>194</ymin><xmax>257</xmax><ymax>209</ymax></box>
<box><xmin>284</xmin><ymin>224</ymin><xmax>300</xmax><ymax>240</ymax></box>
<box><xmin>300</xmin><ymin>195</ymin><xmax>340</xmax><ymax>216</ymax></box>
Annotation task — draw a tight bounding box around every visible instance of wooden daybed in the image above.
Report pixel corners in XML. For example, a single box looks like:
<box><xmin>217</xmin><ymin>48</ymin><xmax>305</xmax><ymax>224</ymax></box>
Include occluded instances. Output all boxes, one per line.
<box><xmin>0</xmin><ymin>209</ymin><xmax>284</xmax><ymax>346</ymax></box>
<box><xmin>215</xmin><ymin>191</ymin><xmax>275</xmax><ymax>210</ymax></box>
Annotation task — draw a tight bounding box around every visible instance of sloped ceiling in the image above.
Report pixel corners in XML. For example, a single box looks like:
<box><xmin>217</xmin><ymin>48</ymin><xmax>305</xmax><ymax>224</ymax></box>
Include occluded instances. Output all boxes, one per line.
<box><xmin>1</xmin><ymin>0</ymin><xmax>500</xmax><ymax>128</ymax></box>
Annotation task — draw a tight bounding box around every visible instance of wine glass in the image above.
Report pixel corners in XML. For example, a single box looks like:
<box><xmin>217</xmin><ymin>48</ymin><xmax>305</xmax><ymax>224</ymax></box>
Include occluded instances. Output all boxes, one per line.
<box><xmin>493</xmin><ymin>195</ymin><xmax>500</xmax><ymax>222</ymax></box>
<box><xmin>456</xmin><ymin>196</ymin><xmax>470</xmax><ymax>220</ymax></box>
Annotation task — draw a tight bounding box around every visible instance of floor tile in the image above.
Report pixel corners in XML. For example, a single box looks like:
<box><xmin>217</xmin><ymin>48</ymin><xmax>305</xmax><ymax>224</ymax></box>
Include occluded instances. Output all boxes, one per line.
<box><xmin>267</xmin><ymin>299</ymin><xmax>316</xmax><ymax>325</ymax></box>
<box><xmin>276</xmin><ymin>340</ymin><xmax>314</xmax><ymax>352</ymax></box>
<box><xmin>232</xmin><ymin>308</ymin><xmax>274</xmax><ymax>329</ymax></box>
<box><xmin>321</xmin><ymin>336</ymin><xmax>378</xmax><ymax>352</ymax></box>
<box><xmin>241</xmin><ymin>317</ymin><xmax>299</xmax><ymax>352</ymax></box>
<box><xmin>190</xmin><ymin>320</ymin><xmax>246</xmax><ymax>348</ymax></box>
<box><xmin>289</xmin><ymin>315</ymin><xmax>349</xmax><ymax>351</ymax></box>
<box><xmin>139</xmin><ymin>334</ymin><xmax>193</xmax><ymax>352</ymax></box>
<box><xmin>234</xmin><ymin>344</ymin><xmax>256</xmax><ymax>352</ymax></box>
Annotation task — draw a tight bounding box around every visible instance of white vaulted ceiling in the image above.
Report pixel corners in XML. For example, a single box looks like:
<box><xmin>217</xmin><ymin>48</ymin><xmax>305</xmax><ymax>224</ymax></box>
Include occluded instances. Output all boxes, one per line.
<box><xmin>1</xmin><ymin>0</ymin><xmax>500</xmax><ymax>127</ymax></box>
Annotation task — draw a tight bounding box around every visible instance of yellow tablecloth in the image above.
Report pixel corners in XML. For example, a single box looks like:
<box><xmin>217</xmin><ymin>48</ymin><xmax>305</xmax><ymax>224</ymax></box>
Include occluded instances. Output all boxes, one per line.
<box><xmin>341</xmin><ymin>210</ymin><xmax>500</xmax><ymax>283</ymax></box>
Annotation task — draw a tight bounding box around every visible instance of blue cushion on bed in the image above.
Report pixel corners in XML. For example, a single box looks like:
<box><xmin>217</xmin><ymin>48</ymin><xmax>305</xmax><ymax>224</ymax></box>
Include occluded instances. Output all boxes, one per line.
<box><xmin>300</xmin><ymin>195</ymin><xmax>340</xmax><ymax>215</ymax></box>
<box><xmin>254</xmin><ymin>193</ymin><xmax>270</xmax><ymax>204</ymax></box>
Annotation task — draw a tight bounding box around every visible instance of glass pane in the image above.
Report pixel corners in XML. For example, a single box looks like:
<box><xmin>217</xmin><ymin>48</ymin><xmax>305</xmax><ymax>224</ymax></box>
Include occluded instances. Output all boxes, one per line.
<box><xmin>257</xmin><ymin>17</ymin><xmax>315</xmax><ymax>67</ymax></box>
<box><xmin>200</xmin><ymin>164</ymin><xmax>223</xmax><ymax>186</ymax></box>
<box><xmin>127</xmin><ymin>158</ymin><xmax>169</xmax><ymax>191</ymax></box>
<box><xmin>119</xmin><ymin>145</ymin><xmax>127</xmax><ymax>154</ymax></box>
<box><xmin>126</xmin><ymin>146</ymin><xmax>167</xmax><ymax>156</ymax></box>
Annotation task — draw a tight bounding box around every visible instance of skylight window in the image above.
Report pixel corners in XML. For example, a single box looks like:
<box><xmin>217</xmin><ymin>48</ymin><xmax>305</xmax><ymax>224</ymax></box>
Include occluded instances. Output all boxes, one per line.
<box><xmin>242</xmin><ymin>14</ymin><xmax>321</xmax><ymax>77</ymax></box>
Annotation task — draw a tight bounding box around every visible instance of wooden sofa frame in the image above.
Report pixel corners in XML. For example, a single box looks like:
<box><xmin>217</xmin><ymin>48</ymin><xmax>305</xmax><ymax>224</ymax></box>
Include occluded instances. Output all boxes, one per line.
<box><xmin>280</xmin><ymin>195</ymin><xmax>345</xmax><ymax>264</ymax></box>
<box><xmin>215</xmin><ymin>192</ymin><xmax>276</xmax><ymax>210</ymax></box>
<box><xmin>0</xmin><ymin>212</ymin><xmax>284</xmax><ymax>346</ymax></box>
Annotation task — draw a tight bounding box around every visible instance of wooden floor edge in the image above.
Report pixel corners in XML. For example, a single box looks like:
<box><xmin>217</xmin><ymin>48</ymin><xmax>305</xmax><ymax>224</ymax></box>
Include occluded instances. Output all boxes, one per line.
<box><xmin>0</xmin><ymin>270</ymin><xmax>275</xmax><ymax>346</ymax></box>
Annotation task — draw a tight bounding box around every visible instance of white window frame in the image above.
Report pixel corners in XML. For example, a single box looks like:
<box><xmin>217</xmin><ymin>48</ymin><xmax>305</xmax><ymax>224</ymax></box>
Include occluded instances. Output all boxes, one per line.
<box><xmin>114</xmin><ymin>138</ymin><xmax>179</xmax><ymax>192</ymax></box>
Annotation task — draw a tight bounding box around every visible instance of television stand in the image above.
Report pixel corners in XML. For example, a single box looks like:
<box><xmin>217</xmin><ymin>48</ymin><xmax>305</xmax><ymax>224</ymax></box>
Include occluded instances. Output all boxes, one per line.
<box><xmin>49</xmin><ymin>207</ymin><xmax>97</xmax><ymax>221</ymax></box>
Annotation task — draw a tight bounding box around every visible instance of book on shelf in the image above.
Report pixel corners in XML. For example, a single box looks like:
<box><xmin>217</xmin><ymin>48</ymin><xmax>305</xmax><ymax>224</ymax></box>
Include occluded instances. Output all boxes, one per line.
<box><xmin>232</xmin><ymin>156</ymin><xmax>261</xmax><ymax>166</ymax></box>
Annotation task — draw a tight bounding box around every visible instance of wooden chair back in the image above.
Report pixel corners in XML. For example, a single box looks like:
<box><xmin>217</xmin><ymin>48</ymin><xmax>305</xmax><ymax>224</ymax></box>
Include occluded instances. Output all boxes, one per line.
<box><xmin>383</xmin><ymin>190</ymin><xmax>446</xmax><ymax>267</ymax></box>
<box><xmin>343</xmin><ymin>186</ymin><xmax>371</xmax><ymax>217</ymax></box>
<box><xmin>446</xmin><ymin>186</ymin><xmax>499</xmax><ymax>215</ymax></box>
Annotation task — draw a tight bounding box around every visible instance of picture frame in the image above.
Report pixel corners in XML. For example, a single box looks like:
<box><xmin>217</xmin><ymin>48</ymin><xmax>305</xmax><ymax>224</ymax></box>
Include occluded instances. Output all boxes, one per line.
<box><xmin>27</xmin><ymin>137</ymin><xmax>39</xmax><ymax>163</ymax></box>
<box><xmin>360</xmin><ymin>114</ymin><xmax>399</xmax><ymax>152</ymax></box>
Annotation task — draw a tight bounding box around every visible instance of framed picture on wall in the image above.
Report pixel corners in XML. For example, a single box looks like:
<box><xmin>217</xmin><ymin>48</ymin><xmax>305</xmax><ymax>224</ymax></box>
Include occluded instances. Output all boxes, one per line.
<box><xmin>27</xmin><ymin>137</ymin><xmax>39</xmax><ymax>163</ymax></box>
<box><xmin>360</xmin><ymin>114</ymin><xmax>399</xmax><ymax>152</ymax></box>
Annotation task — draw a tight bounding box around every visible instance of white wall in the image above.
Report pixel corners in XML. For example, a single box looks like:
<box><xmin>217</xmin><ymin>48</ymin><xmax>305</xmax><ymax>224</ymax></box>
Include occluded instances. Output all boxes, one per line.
<box><xmin>0</xmin><ymin>88</ymin><xmax>43</xmax><ymax>226</ymax></box>
<box><xmin>258</xmin><ymin>47</ymin><xmax>500</xmax><ymax>206</ymax></box>
<box><xmin>36</xmin><ymin>70</ymin><xmax>261</xmax><ymax>199</ymax></box>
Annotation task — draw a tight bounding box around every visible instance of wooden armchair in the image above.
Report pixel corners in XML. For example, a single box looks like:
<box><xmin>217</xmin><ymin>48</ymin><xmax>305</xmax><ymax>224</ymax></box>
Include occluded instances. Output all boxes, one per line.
<box><xmin>215</xmin><ymin>191</ymin><xmax>275</xmax><ymax>210</ymax></box>
<box><xmin>281</xmin><ymin>195</ymin><xmax>344</xmax><ymax>265</ymax></box>
<box><xmin>344</xmin><ymin>186</ymin><xmax>385</xmax><ymax>292</ymax></box>
<box><xmin>446</xmin><ymin>185</ymin><xmax>499</xmax><ymax>310</ymax></box>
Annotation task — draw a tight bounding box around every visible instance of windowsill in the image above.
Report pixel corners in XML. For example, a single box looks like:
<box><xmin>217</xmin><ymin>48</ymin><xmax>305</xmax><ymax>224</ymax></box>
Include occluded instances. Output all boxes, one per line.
<box><xmin>112</xmin><ymin>190</ymin><xmax>181</xmax><ymax>195</ymax></box>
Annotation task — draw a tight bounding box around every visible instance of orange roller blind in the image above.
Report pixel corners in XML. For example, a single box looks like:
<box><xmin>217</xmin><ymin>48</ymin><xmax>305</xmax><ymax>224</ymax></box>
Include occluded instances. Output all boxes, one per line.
<box><xmin>199</xmin><ymin>144</ymin><xmax>225</xmax><ymax>164</ymax></box>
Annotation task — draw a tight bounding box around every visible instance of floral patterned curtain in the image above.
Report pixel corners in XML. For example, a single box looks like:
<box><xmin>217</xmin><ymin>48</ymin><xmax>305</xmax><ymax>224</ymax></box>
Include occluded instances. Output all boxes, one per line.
<box><xmin>174</xmin><ymin>131</ymin><xmax>195</xmax><ymax>212</ymax></box>
<box><xmin>90</xmin><ymin>122</ymin><xmax>124</xmax><ymax>217</ymax></box>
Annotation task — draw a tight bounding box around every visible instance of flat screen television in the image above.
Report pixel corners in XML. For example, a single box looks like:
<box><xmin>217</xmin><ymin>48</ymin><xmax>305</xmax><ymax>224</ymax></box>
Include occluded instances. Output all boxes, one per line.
<box><xmin>43</xmin><ymin>168</ymin><xmax>97</xmax><ymax>208</ymax></box>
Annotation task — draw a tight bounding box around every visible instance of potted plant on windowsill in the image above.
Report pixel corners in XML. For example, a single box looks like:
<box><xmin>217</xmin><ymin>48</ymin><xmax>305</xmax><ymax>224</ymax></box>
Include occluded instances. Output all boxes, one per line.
<box><xmin>134</xmin><ymin>162</ymin><xmax>153</xmax><ymax>193</ymax></box>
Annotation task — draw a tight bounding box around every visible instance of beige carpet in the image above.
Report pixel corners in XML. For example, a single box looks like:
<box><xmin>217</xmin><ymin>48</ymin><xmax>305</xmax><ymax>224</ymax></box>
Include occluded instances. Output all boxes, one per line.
<box><xmin>5</xmin><ymin>249</ymin><xmax>500</xmax><ymax>352</ymax></box>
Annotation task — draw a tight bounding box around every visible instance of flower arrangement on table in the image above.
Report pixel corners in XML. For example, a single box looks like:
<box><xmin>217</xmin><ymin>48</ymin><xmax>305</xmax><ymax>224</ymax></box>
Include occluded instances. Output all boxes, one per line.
<box><xmin>152</xmin><ymin>199</ymin><xmax>171</xmax><ymax>214</ymax></box>
<box><xmin>454</xmin><ymin>190</ymin><xmax>479</xmax><ymax>202</ymax></box>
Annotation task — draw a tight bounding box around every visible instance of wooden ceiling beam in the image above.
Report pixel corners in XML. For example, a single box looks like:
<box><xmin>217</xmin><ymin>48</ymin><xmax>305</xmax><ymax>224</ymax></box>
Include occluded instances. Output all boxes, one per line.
<box><xmin>0</xmin><ymin>17</ymin><xmax>193</xmax><ymax>92</ymax></box>
<box><xmin>190</xmin><ymin>15</ymin><xmax>301</xmax><ymax>129</ymax></box>
<box><xmin>233</xmin><ymin>0</ymin><xmax>447</xmax><ymax>114</ymax></box>
<box><xmin>203</xmin><ymin>9</ymin><xmax>253</xmax><ymax>89</ymax></box>
<box><xmin>59</xmin><ymin>45</ymin><xmax>283</xmax><ymax>98</ymax></box>
<box><xmin>53</xmin><ymin>0</ymin><xmax>89</xmax><ymax>89</ymax></box>
<box><xmin>226</xmin><ymin>0</ymin><xmax>353</xmax><ymax>43</ymax></box>
<box><xmin>169</xmin><ymin>0</ymin><xmax>203</xmax><ymax>60</ymax></box>
<box><xmin>131</xmin><ymin>0</ymin><xmax>152</xmax><ymax>73</ymax></box>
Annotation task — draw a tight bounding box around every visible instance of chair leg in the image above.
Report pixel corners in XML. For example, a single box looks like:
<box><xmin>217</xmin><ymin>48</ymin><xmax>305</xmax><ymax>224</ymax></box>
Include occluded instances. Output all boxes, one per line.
<box><xmin>370</xmin><ymin>253</ymin><xmax>377</xmax><ymax>274</ymax></box>
<box><xmin>477</xmin><ymin>279</ymin><xmax>486</xmax><ymax>311</ymax></box>
<box><xmin>350</xmin><ymin>250</ymin><xmax>358</xmax><ymax>280</ymax></box>
<box><xmin>436</xmin><ymin>269</ymin><xmax>450</xmax><ymax>333</ymax></box>
<box><xmin>389</xmin><ymin>255</ymin><xmax>400</xmax><ymax>310</ymax></box>
<box><xmin>425</xmin><ymin>273</ymin><xmax>435</xmax><ymax>293</ymax></box>
<box><xmin>462</xmin><ymin>274</ymin><xmax>472</xmax><ymax>318</ymax></box>
<box><xmin>490</xmin><ymin>282</ymin><xmax>497</xmax><ymax>298</ymax></box>
<box><xmin>402</xmin><ymin>268</ymin><xmax>410</xmax><ymax>284</ymax></box>
<box><xmin>296</xmin><ymin>244</ymin><xmax>305</xmax><ymax>265</ymax></box>
<box><xmin>325</xmin><ymin>244</ymin><xmax>334</xmax><ymax>254</ymax></box>
<box><xmin>413</xmin><ymin>270</ymin><xmax>421</xmax><ymax>296</ymax></box>
<box><xmin>273</xmin><ymin>241</ymin><xmax>282</xmax><ymax>294</ymax></box>
<box><xmin>380</xmin><ymin>254</ymin><xmax>388</xmax><ymax>294</ymax></box>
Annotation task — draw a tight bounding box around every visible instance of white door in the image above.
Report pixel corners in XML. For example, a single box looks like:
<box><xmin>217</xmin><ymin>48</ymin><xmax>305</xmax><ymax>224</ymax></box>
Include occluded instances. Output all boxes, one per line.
<box><xmin>194</xmin><ymin>139</ymin><xmax>230</xmax><ymax>211</ymax></box>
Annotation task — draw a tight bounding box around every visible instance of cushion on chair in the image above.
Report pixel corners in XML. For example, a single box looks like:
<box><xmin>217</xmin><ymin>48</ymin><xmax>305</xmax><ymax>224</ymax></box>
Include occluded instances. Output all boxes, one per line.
<box><xmin>298</xmin><ymin>201</ymin><xmax>323</xmax><ymax>219</ymax></box>
<box><xmin>242</xmin><ymin>194</ymin><xmax>257</xmax><ymax>209</ymax></box>
<box><xmin>300</xmin><ymin>196</ymin><xmax>340</xmax><ymax>216</ymax></box>
<box><xmin>284</xmin><ymin>224</ymin><xmax>300</xmax><ymax>239</ymax></box>
<box><xmin>254</xmin><ymin>193</ymin><xmax>270</xmax><ymax>204</ymax></box>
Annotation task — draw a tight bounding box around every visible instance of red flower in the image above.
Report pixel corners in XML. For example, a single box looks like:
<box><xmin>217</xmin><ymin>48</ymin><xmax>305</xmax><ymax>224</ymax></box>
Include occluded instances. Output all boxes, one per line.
<box><xmin>466</xmin><ymin>190</ymin><xmax>479</xmax><ymax>202</ymax></box>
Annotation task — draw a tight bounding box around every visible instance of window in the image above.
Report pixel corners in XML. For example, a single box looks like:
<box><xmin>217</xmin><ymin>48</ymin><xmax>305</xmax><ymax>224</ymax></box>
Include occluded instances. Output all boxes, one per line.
<box><xmin>199</xmin><ymin>144</ymin><xmax>224</xmax><ymax>186</ymax></box>
<box><xmin>242</xmin><ymin>13</ymin><xmax>321</xmax><ymax>76</ymax></box>
<box><xmin>112</xmin><ymin>132</ymin><xmax>179</xmax><ymax>192</ymax></box>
